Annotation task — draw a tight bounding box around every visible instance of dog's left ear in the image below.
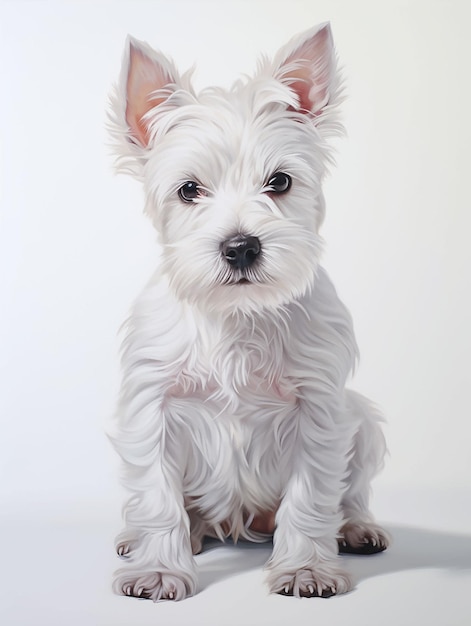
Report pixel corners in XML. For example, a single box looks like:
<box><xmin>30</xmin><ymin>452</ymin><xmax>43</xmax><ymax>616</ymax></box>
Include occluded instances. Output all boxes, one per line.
<box><xmin>271</xmin><ymin>22</ymin><xmax>338</xmax><ymax>116</ymax></box>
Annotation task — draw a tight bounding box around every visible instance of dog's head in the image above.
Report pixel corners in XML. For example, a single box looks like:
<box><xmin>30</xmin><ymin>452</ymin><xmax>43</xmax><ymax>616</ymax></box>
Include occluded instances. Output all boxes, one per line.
<box><xmin>109</xmin><ymin>23</ymin><xmax>342</xmax><ymax>315</ymax></box>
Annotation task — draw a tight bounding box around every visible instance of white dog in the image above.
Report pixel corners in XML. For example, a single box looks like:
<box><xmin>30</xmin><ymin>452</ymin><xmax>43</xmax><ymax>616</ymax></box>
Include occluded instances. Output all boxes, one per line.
<box><xmin>108</xmin><ymin>22</ymin><xmax>389</xmax><ymax>601</ymax></box>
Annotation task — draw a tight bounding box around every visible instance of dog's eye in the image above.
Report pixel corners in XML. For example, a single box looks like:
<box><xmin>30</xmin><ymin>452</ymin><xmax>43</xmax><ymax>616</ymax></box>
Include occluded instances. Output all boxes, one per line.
<box><xmin>178</xmin><ymin>181</ymin><xmax>201</xmax><ymax>203</ymax></box>
<box><xmin>267</xmin><ymin>172</ymin><xmax>292</xmax><ymax>194</ymax></box>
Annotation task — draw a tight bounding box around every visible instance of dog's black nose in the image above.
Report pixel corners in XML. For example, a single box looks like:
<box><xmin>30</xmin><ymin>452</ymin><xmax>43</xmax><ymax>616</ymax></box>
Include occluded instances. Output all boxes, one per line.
<box><xmin>221</xmin><ymin>235</ymin><xmax>261</xmax><ymax>269</ymax></box>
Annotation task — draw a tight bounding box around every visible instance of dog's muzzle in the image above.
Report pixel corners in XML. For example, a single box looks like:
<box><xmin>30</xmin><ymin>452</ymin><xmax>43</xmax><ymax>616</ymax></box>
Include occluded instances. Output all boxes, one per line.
<box><xmin>221</xmin><ymin>235</ymin><xmax>261</xmax><ymax>270</ymax></box>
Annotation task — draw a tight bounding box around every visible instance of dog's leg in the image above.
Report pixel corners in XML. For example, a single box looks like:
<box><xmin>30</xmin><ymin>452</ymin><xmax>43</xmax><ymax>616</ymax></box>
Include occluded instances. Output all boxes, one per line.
<box><xmin>265</xmin><ymin>400</ymin><xmax>354</xmax><ymax>598</ymax></box>
<box><xmin>186</xmin><ymin>507</ymin><xmax>209</xmax><ymax>555</ymax></box>
<box><xmin>112</xmin><ymin>399</ymin><xmax>197</xmax><ymax>601</ymax></box>
<box><xmin>338</xmin><ymin>390</ymin><xmax>390</xmax><ymax>555</ymax></box>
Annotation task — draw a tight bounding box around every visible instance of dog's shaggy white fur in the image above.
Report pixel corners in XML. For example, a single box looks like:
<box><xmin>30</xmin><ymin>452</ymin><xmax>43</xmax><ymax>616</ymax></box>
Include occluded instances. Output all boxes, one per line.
<box><xmin>108</xmin><ymin>22</ymin><xmax>389</xmax><ymax>601</ymax></box>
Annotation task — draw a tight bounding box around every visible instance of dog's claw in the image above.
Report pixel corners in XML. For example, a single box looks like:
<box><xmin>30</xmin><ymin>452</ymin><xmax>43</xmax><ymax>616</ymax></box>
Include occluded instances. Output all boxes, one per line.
<box><xmin>117</xmin><ymin>543</ymin><xmax>130</xmax><ymax>558</ymax></box>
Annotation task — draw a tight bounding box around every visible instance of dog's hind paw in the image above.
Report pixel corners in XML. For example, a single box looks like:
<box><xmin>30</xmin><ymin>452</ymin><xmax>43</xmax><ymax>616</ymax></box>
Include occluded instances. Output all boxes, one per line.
<box><xmin>338</xmin><ymin>521</ymin><xmax>390</xmax><ymax>555</ymax></box>
<box><xmin>267</xmin><ymin>566</ymin><xmax>352</xmax><ymax>598</ymax></box>
<box><xmin>114</xmin><ymin>568</ymin><xmax>197</xmax><ymax>601</ymax></box>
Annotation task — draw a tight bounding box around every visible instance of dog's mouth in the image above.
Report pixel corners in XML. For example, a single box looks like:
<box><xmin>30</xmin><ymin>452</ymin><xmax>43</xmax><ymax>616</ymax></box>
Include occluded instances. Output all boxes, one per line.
<box><xmin>223</xmin><ymin>278</ymin><xmax>251</xmax><ymax>286</ymax></box>
<box><xmin>219</xmin><ymin>267</ymin><xmax>267</xmax><ymax>286</ymax></box>
<box><xmin>222</xmin><ymin>274</ymin><xmax>253</xmax><ymax>286</ymax></box>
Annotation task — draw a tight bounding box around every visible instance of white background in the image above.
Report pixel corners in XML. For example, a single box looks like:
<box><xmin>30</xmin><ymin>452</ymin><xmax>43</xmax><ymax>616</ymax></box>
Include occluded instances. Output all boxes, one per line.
<box><xmin>1</xmin><ymin>1</ymin><xmax>470</xmax><ymax>625</ymax></box>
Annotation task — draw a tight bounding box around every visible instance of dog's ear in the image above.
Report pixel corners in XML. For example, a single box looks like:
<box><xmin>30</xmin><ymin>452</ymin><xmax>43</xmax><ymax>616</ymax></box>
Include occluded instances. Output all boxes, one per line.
<box><xmin>109</xmin><ymin>37</ymin><xmax>194</xmax><ymax>172</ymax></box>
<box><xmin>121</xmin><ymin>36</ymin><xmax>182</xmax><ymax>148</ymax></box>
<box><xmin>108</xmin><ymin>36</ymin><xmax>194</xmax><ymax>168</ymax></box>
<box><xmin>272</xmin><ymin>22</ymin><xmax>339</xmax><ymax>116</ymax></box>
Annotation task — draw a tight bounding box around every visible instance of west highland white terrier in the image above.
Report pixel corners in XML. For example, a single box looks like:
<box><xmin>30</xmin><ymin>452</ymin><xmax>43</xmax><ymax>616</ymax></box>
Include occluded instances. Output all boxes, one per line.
<box><xmin>108</xmin><ymin>22</ymin><xmax>389</xmax><ymax>601</ymax></box>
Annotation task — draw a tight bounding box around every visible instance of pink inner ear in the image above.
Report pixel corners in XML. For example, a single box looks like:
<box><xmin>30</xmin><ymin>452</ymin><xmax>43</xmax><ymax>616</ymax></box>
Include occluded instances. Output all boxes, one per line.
<box><xmin>283</xmin><ymin>24</ymin><xmax>332</xmax><ymax>115</ymax></box>
<box><xmin>126</xmin><ymin>45</ymin><xmax>173</xmax><ymax>147</ymax></box>
<box><xmin>285</xmin><ymin>68</ymin><xmax>315</xmax><ymax>114</ymax></box>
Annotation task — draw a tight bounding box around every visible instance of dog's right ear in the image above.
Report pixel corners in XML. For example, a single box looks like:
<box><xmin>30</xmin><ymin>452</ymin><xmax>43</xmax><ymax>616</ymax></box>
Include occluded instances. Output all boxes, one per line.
<box><xmin>108</xmin><ymin>37</ymin><xmax>193</xmax><ymax>174</ymax></box>
<box><xmin>123</xmin><ymin>37</ymin><xmax>181</xmax><ymax>148</ymax></box>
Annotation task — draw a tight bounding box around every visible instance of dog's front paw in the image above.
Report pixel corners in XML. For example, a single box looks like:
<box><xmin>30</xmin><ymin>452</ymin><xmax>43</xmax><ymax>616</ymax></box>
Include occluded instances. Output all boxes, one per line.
<box><xmin>116</xmin><ymin>539</ymin><xmax>135</xmax><ymax>558</ymax></box>
<box><xmin>267</xmin><ymin>566</ymin><xmax>352</xmax><ymax>598</ymax></box>
<box><xmin>338</xmin><ymin>521</ymin><xmax>390</xmax><ymax>555</ymax></box>
<box><xmin>114</xmin><ymin>568</ymin><xmax>197</xmax><ymax>601</ymax></box>
<box><xmin>115</xmin><ymin>528</ymin><xmax>142</xmax><ymax>559</ymax></box>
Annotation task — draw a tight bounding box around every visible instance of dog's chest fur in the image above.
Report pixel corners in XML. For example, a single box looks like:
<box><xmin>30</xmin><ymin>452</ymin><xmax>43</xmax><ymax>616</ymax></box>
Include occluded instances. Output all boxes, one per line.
<box><xmin>170</xmin><ymin>295</ymin><xmax>300</xmax><ymax>505</ymax></box>
<box><xmin>121</xmin><ymin>269</ymin><xmax>357</xmax><ymax>525</ymax></box>
<box><xmin>184</xmin><ymin>308</ymin><xmax>295</xmax><ymax>402</ymax></box>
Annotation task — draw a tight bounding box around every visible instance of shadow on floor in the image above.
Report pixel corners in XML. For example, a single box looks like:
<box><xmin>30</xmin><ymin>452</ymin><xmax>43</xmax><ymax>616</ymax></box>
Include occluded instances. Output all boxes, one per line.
<box><xmin>195</xmin><ymin>525</ymin><xmax>471</xmax><ymax>592</ymax></box>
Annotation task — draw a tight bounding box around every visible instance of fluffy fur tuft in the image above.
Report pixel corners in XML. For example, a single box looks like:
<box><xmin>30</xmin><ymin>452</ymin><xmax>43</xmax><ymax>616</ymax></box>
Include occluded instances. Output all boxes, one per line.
<box><xmin>108</xmin><ymin>22</ymin><xmax>389</xmax><ymax>602</ymax></box>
